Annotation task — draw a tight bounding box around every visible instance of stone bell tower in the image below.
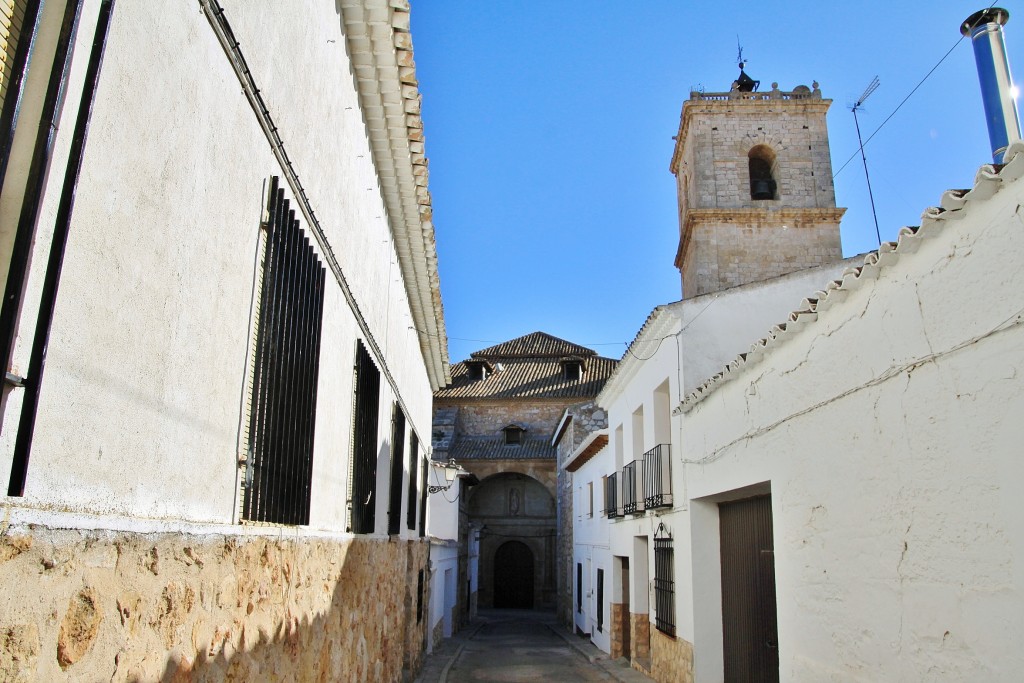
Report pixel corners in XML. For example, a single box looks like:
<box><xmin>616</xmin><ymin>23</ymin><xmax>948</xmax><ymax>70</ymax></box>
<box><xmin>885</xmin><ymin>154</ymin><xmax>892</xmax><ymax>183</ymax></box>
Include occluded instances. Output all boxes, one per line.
<box><xmin>669</xmin><ymin>67</ymin><xmax>845</xmax><ymax>298</ymax></box>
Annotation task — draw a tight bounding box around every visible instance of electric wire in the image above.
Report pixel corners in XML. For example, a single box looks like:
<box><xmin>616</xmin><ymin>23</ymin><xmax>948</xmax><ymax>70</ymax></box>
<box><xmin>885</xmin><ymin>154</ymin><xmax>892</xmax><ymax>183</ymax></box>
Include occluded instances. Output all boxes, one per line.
<box><xmin>833</xmin><ymin>1</ymin><xmax>997</xmax><ymax>179</ymax></box>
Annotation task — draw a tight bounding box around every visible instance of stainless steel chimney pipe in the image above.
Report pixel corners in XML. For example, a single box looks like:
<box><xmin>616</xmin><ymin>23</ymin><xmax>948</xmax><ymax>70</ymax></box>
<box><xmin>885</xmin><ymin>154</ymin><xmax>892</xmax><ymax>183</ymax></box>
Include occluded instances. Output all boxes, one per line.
<box><xmin>962</xmin><ymin>8</ymin><xmax>1020</xmax><ymax>163</ymax></box>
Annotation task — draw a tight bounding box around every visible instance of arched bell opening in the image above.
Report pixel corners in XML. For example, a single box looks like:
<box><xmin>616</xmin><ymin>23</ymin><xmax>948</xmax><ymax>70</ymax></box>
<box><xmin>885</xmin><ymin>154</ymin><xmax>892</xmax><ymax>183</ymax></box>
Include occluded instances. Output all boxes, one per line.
<box><xmin>748</xmin><ymin>145</ymin><xmax>778</xmax><ymax>200</ymax></box>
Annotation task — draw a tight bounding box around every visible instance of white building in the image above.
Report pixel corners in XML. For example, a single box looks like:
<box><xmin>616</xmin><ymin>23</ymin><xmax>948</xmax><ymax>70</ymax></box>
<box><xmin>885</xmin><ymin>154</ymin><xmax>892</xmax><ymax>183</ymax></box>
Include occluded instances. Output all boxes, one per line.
<box><xmin>596</xmin><ymin>258</ymin><xmax>853</xmax><ymax>680</ymax></box>
<box><xmin>574</xmin><ymin>66</ymin><xmax>1024</xmax><ymax>682</ymax></box>
<box><xmin>564</xmin><ymin>428</ymin><xmax>611</xmax><ymax>652</ymax></box>
<box><xmin>0</xmin><ymin>1</ymin><xmax>448</xmax><ymax>680</ymax></box>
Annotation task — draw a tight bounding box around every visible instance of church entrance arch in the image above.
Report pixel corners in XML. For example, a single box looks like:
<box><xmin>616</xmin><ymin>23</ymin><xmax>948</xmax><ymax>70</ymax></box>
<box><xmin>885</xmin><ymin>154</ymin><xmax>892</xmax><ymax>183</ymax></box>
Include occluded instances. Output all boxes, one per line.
<box><xmin>494</xmin><ymin>541</ymin><xmax>534</xmax><ymax>608</ymax></box>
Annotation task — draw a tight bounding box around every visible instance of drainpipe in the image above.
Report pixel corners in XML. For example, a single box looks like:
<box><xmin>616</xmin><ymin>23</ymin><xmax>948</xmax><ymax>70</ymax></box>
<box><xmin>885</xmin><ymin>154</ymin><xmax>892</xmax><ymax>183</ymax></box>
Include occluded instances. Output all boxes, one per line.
<box><xmin>961</xmin><ymin>8</ymin><xmax>1021</xmax><ymax>163</ymax></box>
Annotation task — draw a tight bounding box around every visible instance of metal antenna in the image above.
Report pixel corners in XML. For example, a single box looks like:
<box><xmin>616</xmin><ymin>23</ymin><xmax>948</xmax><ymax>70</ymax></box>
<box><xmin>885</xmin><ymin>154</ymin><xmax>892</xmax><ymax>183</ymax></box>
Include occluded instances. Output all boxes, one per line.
<box><xmin>851</xmin><ymin>76</ymin><xmax>882</xmax><ymax>246</ymax></box>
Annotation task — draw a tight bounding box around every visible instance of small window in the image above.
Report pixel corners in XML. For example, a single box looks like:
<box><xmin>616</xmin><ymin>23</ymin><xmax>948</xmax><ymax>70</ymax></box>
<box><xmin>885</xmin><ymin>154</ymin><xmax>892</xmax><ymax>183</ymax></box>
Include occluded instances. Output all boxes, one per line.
<box><xmin>587</xmin><ymin>482</ymin><xmax>594</xmax><ymax>517</ymax></box>
<box><xmin>466</xmin><ymin>360</ymin><xmax>490</xmax><ymax>381</ymax></box>
<box><xmin>503</xmin><ymin>424</ymin><xmax>525</xmax><ymax>445</ymax></box>
<box><xmin>562</xmin><ymin>359</ymin><xmax>583</xmax><ymax>381</ymax></box>
<box><xmin>748</xmin><ymin>144</ymin><xmax>777</xmax><ymax>200</ymax></box>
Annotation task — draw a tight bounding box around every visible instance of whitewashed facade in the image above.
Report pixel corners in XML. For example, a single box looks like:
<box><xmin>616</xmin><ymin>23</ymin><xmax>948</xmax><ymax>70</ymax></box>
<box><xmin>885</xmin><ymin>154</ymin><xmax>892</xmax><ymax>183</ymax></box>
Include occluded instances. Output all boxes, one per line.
<box><xmin>0</xmin><ymin>1</ymin><xmax>448</xmax><ymax>680</ymax></box>
<box><xmin>583</xmin><ymin>146</ymin><xmax>1024</xmax><ymax>681</ymax></box>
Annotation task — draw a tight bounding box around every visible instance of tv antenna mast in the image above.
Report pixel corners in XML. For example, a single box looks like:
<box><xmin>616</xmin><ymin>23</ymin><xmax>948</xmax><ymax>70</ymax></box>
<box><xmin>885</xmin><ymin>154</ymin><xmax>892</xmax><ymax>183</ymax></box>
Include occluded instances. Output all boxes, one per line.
<box><xmin>851</xmin><ymin>76</ymin><xmax>881</xmax><ymax>246</ymax></box>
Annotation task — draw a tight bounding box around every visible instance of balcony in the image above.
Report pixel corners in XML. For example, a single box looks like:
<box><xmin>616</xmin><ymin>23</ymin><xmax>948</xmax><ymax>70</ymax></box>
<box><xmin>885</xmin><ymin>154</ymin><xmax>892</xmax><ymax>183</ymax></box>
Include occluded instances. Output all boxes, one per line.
<box><xmin>643</xmin><ymin>444</ymin><xmax>672</xmax><ymax>510</ymax></box>
<box><xmin>622</xmin><ymin>461</ymin><xmax>644</xmax><ymax>515</ymax></box>
<box><xmin>604</xmin><ymin>472</ymin><xmax>620</xmax><ymax>518</ymax></box>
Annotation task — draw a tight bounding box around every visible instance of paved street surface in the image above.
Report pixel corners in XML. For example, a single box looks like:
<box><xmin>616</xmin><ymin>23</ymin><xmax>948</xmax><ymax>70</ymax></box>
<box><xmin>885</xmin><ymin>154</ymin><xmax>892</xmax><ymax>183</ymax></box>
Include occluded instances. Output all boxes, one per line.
<box><xmin>416</xmin><ymin>609</ymin><xmax>653</xmax><ymax>683</ymax></box>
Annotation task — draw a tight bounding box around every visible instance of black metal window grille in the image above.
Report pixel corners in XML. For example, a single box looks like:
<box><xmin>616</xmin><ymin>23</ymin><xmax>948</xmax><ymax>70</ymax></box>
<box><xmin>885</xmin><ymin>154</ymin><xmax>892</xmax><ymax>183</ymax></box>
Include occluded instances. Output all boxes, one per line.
<box><xmin>576</xmin><ymin>562</ymin><xmax>583</xmax><ymax>613</ymax></box>
<box><xmin>387</xmin><ymin>403</ymin><xmax>406</xmax><ymax>535</ymax></box>
<box><xmin>406</xmin><ymin>431</ymin><xmax>419</xmax><ymax>531</ymax></box>
<box><xmin>242</xmin><ymin>177</ymin><xmax>326</xmax><ymax>525</ymax></box>
<box><xmin>654</xmin><ymin>525</ymin><xmax>676</xmax><ymax>636</ymax></box>
<box><xmin>349</xmin><ymin>341</ymin><xmax>381</xmax><ymax>534</ymax></box>
<box><xmin>642</xmin><ymin>444</ymin><xmax>673</xmax><ymax>509</ymax></box>
<box><xmin>416</xmin><ymin>569</ymin><xmax>425</xmax><ymax>623</ymax></box>
<box><xmin>596</xmin><ymin>568</ymin><xmax>604</xmax><ymax>632</ymax></box>
<box><xmin>622</xmin><ymin>461</ymin><xmax>643</xmax><ymax>515</ymax></box>
<box><xmin>604</xmin><ymin>473</ymin><xmax>620</xmax><ymax>518</ymax></box>
<box><xmin>417</xmin><ymin>457</ymin><xmax>428</xmax><ymax>538</ymax></box>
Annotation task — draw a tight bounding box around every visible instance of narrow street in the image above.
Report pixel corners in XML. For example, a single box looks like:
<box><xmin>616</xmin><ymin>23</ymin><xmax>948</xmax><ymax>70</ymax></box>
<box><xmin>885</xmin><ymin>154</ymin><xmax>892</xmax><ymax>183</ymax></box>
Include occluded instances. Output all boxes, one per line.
<box><xmin>416</xmin><ymin>610</ymin><xmax>653</xmax><ymax>683</ymax></box>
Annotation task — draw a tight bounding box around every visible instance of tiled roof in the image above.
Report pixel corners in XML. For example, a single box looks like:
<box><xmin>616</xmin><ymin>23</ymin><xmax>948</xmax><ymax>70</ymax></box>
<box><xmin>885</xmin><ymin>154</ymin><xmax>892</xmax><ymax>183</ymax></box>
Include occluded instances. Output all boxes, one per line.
<box><xmin>340</xmin><ymin>0</ymin><xmax>450</xmax><ymax>389</ymax></box>
<box><xmin>435</xmin><ymin>356</ymin><xmax>617</xmax><ymax>400</ymax></box>
<box><xmin>471</xmin><ymin>332</ymin><xmax>599</xmax><ymax>359</ymax></box>
<box><xmin>676</xmin><ymin>141</ymin><xmax>1024</xmax><ymax>414</ymax></box>
<box><xmin>450</xmin><ymin>436</ymin><xmax>556</xmax><ymax>460</ymax></box>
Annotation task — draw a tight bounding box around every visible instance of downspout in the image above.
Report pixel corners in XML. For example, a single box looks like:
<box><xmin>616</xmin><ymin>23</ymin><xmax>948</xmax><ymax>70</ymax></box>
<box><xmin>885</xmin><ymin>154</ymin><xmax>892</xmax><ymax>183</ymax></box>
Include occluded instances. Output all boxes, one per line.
<box><xmin>961</xmin><ymin>8</ymin><xmax>1021</xmax><ymax>163</ymax></box>
<box><xmin>7</xmin><ymin>0</ymin><xmax>114</xmax><ymax>496</ymax></box>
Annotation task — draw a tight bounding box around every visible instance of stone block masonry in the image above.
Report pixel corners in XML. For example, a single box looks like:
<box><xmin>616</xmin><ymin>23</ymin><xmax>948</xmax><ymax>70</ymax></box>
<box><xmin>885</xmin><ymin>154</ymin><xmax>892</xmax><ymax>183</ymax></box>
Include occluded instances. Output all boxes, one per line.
<box><xmin>651</xmin><ymin>628</ymin><xmax>693</xmax><ymax>683</ymax></box>
<box><xmin>0</xmin><ymin>527</ymin><xmax>428</xmax><ymax>681</ymax></box>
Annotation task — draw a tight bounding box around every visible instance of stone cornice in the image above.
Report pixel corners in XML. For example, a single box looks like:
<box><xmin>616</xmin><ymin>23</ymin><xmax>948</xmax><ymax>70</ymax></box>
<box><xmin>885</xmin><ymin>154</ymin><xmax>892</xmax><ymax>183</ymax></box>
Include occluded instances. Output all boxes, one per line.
<box><xmin>340</xmin><ymin>0</ymin><xmax>451</xmax><ymax>390</ymax></box>
<box><xmin>670</xmin><ymin>89</ymin><xmax>833</xmax><ymax>174</ymax></box>
<box><xmin>674</xmin><ymin>207</ymin><xmax>846</xmax><ymax>268</ymax></box>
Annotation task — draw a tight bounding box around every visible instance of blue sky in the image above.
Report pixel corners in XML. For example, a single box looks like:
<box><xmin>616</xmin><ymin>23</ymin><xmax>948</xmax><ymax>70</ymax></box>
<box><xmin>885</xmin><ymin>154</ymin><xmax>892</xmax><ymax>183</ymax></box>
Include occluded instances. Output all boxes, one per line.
<box><xmin>411</xmin><ymin>2</ymin><xmax>1021</xmax><ymax>364</ymax></box>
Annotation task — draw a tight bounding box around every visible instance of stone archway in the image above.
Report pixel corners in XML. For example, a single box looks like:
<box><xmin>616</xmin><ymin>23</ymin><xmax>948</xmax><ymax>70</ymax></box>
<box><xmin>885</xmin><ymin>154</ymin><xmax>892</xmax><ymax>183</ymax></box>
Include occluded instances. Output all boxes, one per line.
<box><xmin>493</xmin><ymin>541</ymin><xmax>534</xmax><ymax>608</ymax></box>
<box><xmin>469</xmin><ymin>472</ymin><xmax>557</xmax><ymax>609</ymax></box>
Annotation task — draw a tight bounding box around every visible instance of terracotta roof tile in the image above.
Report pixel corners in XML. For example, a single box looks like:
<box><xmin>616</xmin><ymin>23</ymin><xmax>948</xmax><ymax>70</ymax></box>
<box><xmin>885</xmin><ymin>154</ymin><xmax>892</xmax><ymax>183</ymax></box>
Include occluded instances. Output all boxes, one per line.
<box><xmin>435</xmin><ymin>356</ymin><xmax>617</xmax><ymax>400</ymax></box>
<box><xmin>450</xmin><ymin>436</ymin><xmax>556</xmax><ymax>460</ymax></box>
<box><xmin>471</xmin><ymin>332</ymin><xmax>599</xmax><ymax>359</ymax></box>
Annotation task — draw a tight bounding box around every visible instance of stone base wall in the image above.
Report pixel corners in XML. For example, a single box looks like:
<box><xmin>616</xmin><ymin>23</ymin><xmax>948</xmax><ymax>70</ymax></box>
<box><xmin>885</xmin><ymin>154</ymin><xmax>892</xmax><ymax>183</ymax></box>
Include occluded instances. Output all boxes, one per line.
<box><xmin>630</xmin><ymin>612</ymin><xmax>651</xmax><ymax>673</ymax></box>
<box><xmin>0</xmin><ymin>526</ymin><xmax>428</xmax><ymax>682</ymax></box>
<box><xmin>651</xmin><ymin>628</ymin><xmax>693</xmax><ymax>683</ymax></box>
<box><xmin>609</xmin><ymin>602</ymin><xmax>628</xmax><ymax>659</ymax></box>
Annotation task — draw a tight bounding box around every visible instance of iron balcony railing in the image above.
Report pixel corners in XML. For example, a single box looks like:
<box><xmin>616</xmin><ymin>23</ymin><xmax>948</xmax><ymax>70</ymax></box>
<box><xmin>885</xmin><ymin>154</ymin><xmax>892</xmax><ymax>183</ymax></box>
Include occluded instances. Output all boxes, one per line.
<box><xmin>643</xmin><ymin>444</ymin><xmax>673</xmax><ymax>510</ymax></box>
<box><xmin>605</xmin><ymin>472</ymin><xmax>620</xmax><ymax>518</ymax></box>
<box><xmin>622</xmin><ymin>460</ymin><xmax>644</xmax><ymax>515</ymax></box>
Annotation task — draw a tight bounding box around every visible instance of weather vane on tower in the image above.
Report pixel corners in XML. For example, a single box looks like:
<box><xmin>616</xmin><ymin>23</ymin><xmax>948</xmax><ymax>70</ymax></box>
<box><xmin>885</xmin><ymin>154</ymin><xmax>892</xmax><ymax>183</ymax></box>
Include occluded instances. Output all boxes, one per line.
<box><xmin>734</xmin><ymin>37</ymin><xmax>759</xmax><ymax>92</ymax></box>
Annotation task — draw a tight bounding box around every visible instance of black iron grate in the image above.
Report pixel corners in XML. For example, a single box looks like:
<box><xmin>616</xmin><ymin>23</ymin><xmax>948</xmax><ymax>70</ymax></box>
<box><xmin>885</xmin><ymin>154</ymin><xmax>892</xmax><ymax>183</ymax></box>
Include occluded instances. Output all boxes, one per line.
<box><xmin>654</xmin><ymin>528</ymin><xmax>676</xmax><ymax>636</ymax></box>
<box><xmin>242</xmin><ymin>177</ymin><xmax>326</xmax><ymax>525</ymax></box>
<box><xmin>349</xmin><ymin>340</ymin><xmax>381</xmax><ymax>534</ymax></box>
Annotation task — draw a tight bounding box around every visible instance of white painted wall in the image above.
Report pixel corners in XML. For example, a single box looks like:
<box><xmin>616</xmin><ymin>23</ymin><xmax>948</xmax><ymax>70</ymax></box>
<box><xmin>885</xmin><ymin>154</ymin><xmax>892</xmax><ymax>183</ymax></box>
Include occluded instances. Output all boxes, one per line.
<box><xmin>0</xmin><ymin>1</ymin><xmax>435</xmax><ymax>536</ymax></box>
<box><xmin>682</xmin><ymin>169</ymin><xmax>1024</xmax><ymax>681</ymax></box>
<box><xmin>597</xmin><ymin>257</ymin><xmax>855</xmax><ymax>649</ymax></box>
<box><xmin>569</xmin><ymin>441</ymin><xmax>612</xmax><ymax>652</ymax></box>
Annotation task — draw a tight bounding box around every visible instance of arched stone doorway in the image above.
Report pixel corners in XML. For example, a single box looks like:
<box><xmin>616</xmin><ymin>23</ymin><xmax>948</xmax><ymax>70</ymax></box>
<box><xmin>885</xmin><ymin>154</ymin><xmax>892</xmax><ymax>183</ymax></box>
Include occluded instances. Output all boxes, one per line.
<box><xmin>469</xmin><ymin>472</ymin><xmax>556</xmax><ymax>609</ymax></box>
<box><xmin>493</xmin><ymin>541</ymin><xmax>534</xmax><ymax>608</ymax></box>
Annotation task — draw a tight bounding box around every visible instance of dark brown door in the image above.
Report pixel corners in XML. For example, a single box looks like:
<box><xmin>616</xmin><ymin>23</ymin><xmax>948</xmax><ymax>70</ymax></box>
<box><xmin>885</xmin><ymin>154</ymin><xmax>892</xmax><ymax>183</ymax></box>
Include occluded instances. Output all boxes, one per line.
<box><xmin>494</xmin><ymin>541</ymin><xmax>534</xmax><ymax>608</ymax></box>
<box><xmin>720</xmin><ymin>495</ymin><xmax>779</xmax><ymax>683</ymax></box>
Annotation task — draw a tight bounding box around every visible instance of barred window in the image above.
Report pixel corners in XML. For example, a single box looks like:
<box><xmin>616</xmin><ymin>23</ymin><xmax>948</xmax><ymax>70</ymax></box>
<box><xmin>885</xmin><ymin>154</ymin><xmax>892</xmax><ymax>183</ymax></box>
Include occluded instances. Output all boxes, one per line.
<box><xmin>654</xmin><ymin>525</ymin><xmax>676</xmax><ymax>636</ymax></box>
<box><xmin>349</xmin><ymin>341</ymin><xmax>381</xmax><ymax>534</ymax></box>
<box><xmin>406</xmin><ymin>431</ymin><xmax>419</xmax><ymax>531</ymax></box>
<box><xmin>387</xmin><ymin>403</ymin><xmax>406</xmax><ymax>535</ymax></box>
<box><xmin>242</xmin><ymin>178</ymin><xmax>326</xmax><ymax>525</ymax></box>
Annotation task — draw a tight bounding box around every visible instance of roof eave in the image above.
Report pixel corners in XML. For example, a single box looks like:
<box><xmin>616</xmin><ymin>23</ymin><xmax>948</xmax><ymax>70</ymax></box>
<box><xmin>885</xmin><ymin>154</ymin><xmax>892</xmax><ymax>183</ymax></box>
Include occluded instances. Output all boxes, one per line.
<box><xmin>340</xmin><ymin>0</ymin><xmax>451</xmax><ymax>390</ymax></box>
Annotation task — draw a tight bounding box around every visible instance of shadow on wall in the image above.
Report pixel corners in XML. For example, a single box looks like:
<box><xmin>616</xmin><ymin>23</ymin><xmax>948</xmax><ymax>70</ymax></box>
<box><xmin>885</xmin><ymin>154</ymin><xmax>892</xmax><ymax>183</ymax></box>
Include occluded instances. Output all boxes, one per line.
<box><xmin>0</xmin><ymin>528</ymin><xmax>428</xmax><ymax>682</ymax></box>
